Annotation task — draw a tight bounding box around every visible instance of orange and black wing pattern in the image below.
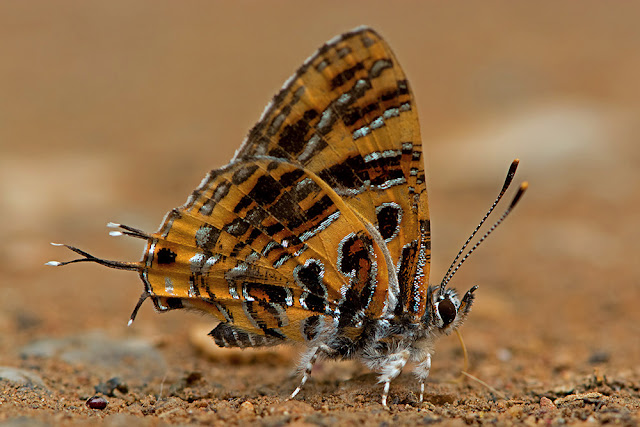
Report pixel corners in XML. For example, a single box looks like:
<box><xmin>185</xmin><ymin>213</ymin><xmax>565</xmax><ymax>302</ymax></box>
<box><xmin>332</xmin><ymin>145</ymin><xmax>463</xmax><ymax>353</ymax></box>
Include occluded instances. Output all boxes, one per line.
<box><xmin>138</xmin><ymin>27</ymin><xmax>432</xmax><ymax>346</ymax></box>
<box><xmin>236</xmin><ymin>27</ymin><xmax>431</xmax><ymax>319</ymax></box>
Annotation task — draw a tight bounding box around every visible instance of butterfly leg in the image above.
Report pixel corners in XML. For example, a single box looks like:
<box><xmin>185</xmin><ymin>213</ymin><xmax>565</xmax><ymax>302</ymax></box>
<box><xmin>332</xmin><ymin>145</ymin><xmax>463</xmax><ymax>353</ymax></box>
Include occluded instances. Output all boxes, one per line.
<box><xmin>289</xmin><ymin>345</ymin><xmax>334</xmax><ymax>400</ymax></box>
<box><xmin>413</xmin><ymin>352</ymin><xmax>432</xmax><ymax>403</ymax></box>
<box><xmin>377</xmin><ymin>349</ymin><xmax>410</xmax><ymax>408</ymax></box>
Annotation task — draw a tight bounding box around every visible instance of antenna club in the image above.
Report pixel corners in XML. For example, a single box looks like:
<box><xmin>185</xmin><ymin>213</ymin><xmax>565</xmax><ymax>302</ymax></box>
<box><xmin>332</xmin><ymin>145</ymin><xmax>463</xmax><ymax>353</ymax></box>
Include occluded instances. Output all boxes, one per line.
<box><xmin>509</xmin><ymin>182</ymin><xmax>529</xmax><ymax>208</ymax></box>
<box><xmin>506</xmin><ymin>159</ymin><xmax>519</xmax><ymax>181</ymax></box>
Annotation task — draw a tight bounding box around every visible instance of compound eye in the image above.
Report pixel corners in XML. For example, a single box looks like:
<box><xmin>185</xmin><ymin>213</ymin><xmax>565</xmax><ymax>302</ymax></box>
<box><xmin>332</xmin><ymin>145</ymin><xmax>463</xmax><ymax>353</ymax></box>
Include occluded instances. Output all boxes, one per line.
<box><xmin>438</xmin><ymin>298</ymin><xmax>457</xmax><ymax>327</ymax></box>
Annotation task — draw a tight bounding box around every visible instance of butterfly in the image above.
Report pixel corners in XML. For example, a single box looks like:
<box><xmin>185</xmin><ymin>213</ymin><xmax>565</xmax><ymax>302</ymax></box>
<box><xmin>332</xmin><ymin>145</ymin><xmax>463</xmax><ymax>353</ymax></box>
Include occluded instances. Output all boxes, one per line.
<box><xmin>49</xmin><ymin>26</ymin><xmax>527</xmax><ymax>408</ymax></box>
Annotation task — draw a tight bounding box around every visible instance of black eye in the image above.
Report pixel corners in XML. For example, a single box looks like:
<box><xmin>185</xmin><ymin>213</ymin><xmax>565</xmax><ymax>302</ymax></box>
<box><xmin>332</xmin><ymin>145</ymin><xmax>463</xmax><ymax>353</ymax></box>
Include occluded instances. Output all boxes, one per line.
<box><xmin>438</xmin><ymin>298</ymin><xmax>456</xmax><ymax>326</ymax></box>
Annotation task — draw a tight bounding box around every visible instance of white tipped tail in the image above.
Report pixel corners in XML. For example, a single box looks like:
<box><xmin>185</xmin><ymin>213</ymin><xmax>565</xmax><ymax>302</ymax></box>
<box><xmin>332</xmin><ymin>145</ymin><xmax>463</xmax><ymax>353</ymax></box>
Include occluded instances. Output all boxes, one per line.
<box><xmin>47</xmin><ymin>243</ymin><xmax>65</xmax><ymax>265</ymax></box>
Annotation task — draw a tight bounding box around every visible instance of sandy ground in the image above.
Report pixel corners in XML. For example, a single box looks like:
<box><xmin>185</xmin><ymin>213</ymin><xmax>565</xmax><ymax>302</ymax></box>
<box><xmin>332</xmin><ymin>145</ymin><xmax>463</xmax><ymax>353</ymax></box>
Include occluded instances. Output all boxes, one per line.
<box><xmin>1</xmin><ymin>2</ymin><xmax>639</xmax><ymax>425</ymax></box>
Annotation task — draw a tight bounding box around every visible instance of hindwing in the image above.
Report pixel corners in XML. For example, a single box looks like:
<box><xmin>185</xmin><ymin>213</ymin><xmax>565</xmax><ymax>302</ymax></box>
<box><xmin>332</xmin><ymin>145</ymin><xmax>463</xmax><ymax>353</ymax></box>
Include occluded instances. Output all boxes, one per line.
<box><xmin>143</xmin><ymin>158</ymin><xmax>393</xmax><ymax>342</ymax></box>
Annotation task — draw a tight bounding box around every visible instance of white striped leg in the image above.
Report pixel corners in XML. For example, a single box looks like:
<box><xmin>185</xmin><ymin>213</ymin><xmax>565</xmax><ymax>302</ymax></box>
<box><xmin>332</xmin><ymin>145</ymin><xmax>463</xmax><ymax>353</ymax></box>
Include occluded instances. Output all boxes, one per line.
<box><xmin>382</xmin><ymin>381</ymin><xmax>391</xmax><ymax>408</ymax></box>
<box><xmin>414</xmin><ymin>353</ymin><xmax>432</xmax><ymax>403</ymax></box>
<box><xmin>289</xmin><ymin>346</ymin><xmax>320</xmax><ymax>400</ymax></box>
<box><xmin>378</xmin><ymin>349</ymin><xmax>410</xmax><ymax>408</ymax></box>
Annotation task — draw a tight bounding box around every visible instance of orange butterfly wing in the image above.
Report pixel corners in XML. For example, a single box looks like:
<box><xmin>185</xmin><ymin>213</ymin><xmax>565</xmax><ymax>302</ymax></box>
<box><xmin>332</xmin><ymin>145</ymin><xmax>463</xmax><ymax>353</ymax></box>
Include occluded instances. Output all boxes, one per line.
<box><xmin>142</xmin><ymin>27</ymin><xmax>431</xmax><ymax>346</ymax></box>
<box><xmin>144</xmin><ymin>158</ymin><xmax>392</xmax><ymax>341</ymax></box>
<box><xmin>235</xmin><ymin>27</ymin><xmax>431</xmax><ymax>318</ymax></box>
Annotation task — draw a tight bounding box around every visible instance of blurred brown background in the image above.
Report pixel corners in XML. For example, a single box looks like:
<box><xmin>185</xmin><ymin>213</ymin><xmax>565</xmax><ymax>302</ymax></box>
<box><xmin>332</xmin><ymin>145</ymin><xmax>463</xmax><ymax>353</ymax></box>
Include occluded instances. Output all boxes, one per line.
<box><xmin>1</xmin><ymin>1</ymin><xmax>639</xmax><ymax>423</ymax></box>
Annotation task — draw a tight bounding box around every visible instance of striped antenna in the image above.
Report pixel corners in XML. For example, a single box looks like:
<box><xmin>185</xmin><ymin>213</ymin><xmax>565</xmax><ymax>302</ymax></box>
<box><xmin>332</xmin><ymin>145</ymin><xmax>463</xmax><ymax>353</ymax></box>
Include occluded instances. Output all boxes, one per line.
<box><xmin>441</xmin><ymin>181</ymin><xmax>528</xmax><ymax>288</ymax></box>
<box><xmin>440</xmin><ymin>159</ymin><xmax>526</xmax><ymax>289</ymax></box>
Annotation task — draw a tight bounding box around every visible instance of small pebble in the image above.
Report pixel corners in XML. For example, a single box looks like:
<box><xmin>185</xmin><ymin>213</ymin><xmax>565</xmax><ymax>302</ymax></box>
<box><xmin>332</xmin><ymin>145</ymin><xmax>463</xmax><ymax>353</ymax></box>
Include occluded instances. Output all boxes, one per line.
<box><xmin>239</xmin><ymin>400</ymin><xmax>255</xmax><ymax>413</ymax></box>
<box><xmin>496</xmin><ymin>348</ymin><xmax>512</xmax><ymax>362</ymax></box>
<box><xmin>588</xmin><ymin>350</ymin><xmax>610</xmax><ymax>364</ymax></box>
<box><xmin>95</xmin><ymin>377</ymin><xmax>128</xmax><ymax>396</ymax></box>
<box><xmin>540</xmin><ymin>396</ymin><xmax>556</xmax><ymax>411</ymax></box>
<box><xmin>86</xmin><ymin>396</ymin><xmax>108</xmax><ymax>410</ymax></box>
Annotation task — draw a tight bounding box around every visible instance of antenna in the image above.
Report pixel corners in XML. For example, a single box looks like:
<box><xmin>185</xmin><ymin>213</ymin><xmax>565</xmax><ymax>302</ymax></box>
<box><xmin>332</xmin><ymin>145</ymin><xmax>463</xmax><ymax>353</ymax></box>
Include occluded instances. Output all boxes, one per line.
<box><xmin>439</xmin><ymin>159</ymin><xmax>527</xmax><ymax>289</ymax></box>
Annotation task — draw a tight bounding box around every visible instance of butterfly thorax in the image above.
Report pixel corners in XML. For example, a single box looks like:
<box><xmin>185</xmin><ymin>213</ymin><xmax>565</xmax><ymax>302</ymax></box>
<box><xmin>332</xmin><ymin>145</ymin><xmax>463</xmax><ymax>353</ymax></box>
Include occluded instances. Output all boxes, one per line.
<box><xmin>297</xmin><ymin>283</ymin><xmax>476</xmax><ymax>368</ymax></box>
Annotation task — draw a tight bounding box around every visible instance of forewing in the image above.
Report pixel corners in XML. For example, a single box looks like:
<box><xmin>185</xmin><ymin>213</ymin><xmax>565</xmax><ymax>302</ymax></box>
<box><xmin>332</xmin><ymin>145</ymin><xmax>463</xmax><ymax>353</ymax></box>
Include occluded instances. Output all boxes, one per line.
<box><xmin>236</xmin><ymin>27</ymin><xmax>430</xmax><ymax>318</ymax></box>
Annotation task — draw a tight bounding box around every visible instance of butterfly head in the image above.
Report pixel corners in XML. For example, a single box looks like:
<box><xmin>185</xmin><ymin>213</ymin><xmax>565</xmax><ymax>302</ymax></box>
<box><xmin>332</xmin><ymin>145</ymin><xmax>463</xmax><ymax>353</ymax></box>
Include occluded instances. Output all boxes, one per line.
<box><xmin>426</xmin><ymin>284</ymin><xmax>477</xmax><ymax>334</ymax></box>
